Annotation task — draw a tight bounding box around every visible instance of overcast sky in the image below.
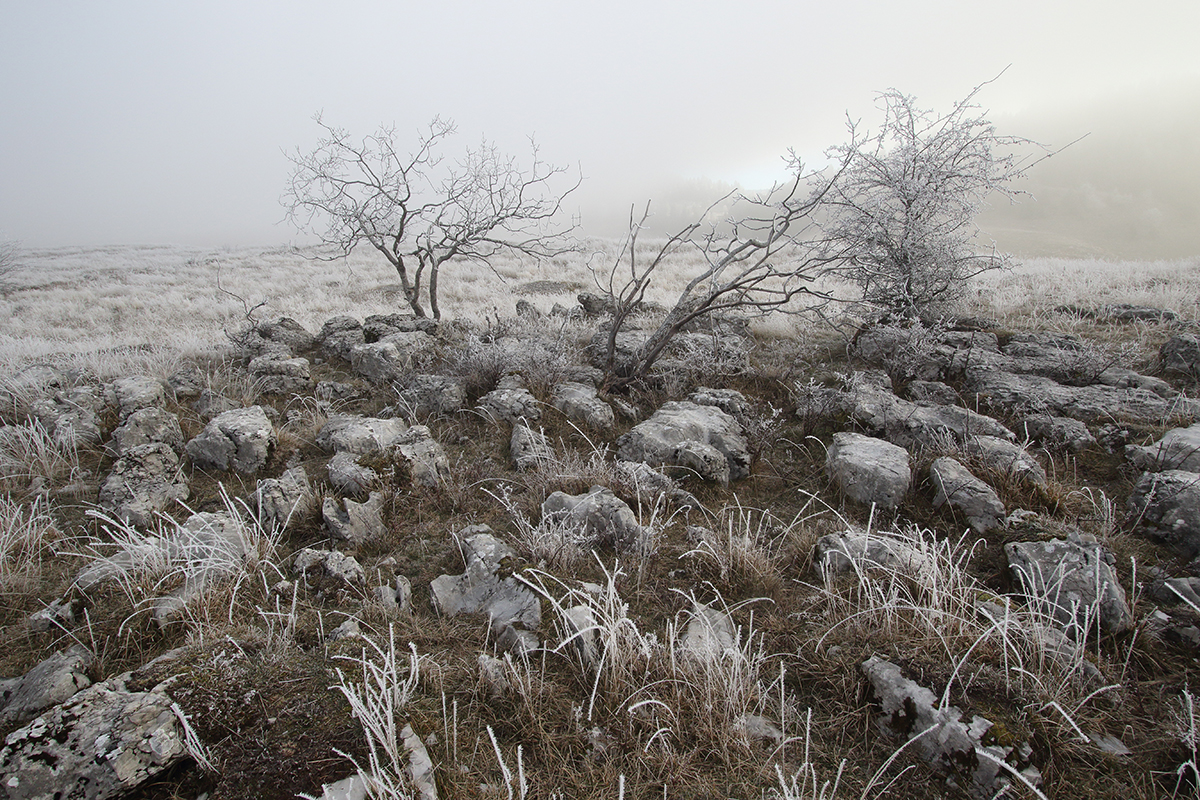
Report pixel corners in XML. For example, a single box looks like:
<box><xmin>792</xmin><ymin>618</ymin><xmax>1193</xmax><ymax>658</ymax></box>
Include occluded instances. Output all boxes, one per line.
<box><xmin>2</xmin><ymin>0</ymin><xmax>1197</xmax><ymax>257</ymax></box>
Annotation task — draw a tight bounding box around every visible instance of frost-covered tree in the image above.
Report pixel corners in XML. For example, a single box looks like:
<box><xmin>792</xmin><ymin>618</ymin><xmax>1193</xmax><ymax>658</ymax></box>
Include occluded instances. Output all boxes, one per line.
<box><xmin>821</xmin><ymin>82</ymin><xmax>1047</xmax><ymax>317</ymax></box>
<box><xmin>284</xmin><ymin>116</ymin><xmax>579</xmax><ymax>320</ymax></box>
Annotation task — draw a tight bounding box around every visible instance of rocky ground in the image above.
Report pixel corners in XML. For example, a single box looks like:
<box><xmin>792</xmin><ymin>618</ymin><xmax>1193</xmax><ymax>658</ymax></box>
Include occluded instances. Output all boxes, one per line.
<box><xmin>4</xmin><ymin>299</ymin><xmax>1200</xmax><ymax>799</ymax></box>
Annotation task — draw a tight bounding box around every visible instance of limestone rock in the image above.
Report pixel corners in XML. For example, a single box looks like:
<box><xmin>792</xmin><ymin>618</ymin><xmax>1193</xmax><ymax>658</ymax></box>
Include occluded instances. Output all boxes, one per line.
<box><xmin>1161</xmin><ymin>333</ymin><xmax>1200</xmax><ymax>378</ymax></box>
<box><xmin>430</xmin><ymin>527</ymin><xmax>540</xmax><ymax>648</ymax></box>
<box><xmin>185</xmin><ymin>406</ymin><xmax>275</xmax><ymax>474</ymax></box>
<box><xmin>814</xmin><ymin>529</ymin><xmax>937</xmax><ymax>586</ymax></box>
<box><xmin>1128</xmin><ymin>469</ymin><xmax>1200</xmax><ymax>556</ymax></box>
<box><xmin>247</xmin><ymin>353</ymin><xmax>313</xmax><ymax>395</ymax></box>
<box><xmin>110</xmin><ymin>407</ymin><xmax>183</xmax><ymax>456</ymax></box>
<box><xmin>396</xmin><ymin>374</ymin><xmax>466</xmax><ymax>419</ymax></box>
<box><xmin>327</xmin><ymin>451</ymin><xmax>378</xmax><ymax>496</ymax></box>
<box><xmin>552</xmin><ymin>381</ymin><xmax>614</xmax><ymax>431</ymax></box>
<box><xmin>1006</xmin><ymin>535</ymin><xmax>1133</xmax><ymax>635</ymax></box>
<box><xmin>293</xmin><ymin>548</ymin><xmax>365</xmax><ymax>586</ymax></box>
<box><xmin>0</xmin><ymin>678</ymin><xmax>188</xmax><ymax>800</ymax></box>
<box><xmin>112</xmin><ymin>376</ymin><xmax>165</xmax><ymax>421</ymax></box>
<box><xmin>930</xmin><ymin>457</ymin><xmax>1006</xmax><ymax>533</ymax></box>
<box><xmin>1019</xmin><ymin>414</ymin><xmax>1095</xmax><ymax>453</ymax></box>
<box><xmin>616</xmin><ymin>401</ymin><xmax>750</xmax><ymax>485</ymax></box>
<box><xmin>542</xmin><ymin>486</ymin><xmax>649</xmax><ymax>552</ymax></box>
<box><xmin>316</xmin><ymin>415</ymin><xmax>409</xmax><ymax>455</ymax></box>
<box><xmin>825</xmin><ymin>432</ymin><xmax>910</xmax><ymax>510</ymax></box>
<box><xmin>687</xmin><ymin>387</ymin><xmax>749</xmax><ymax>416</ymax></box>
<box><xmin>349</xmin><ymin>331</ymin><xmax>435</xmax><ymax>384</ymax></box>
<box><xmin>0</xmin><ymin>645</ymin><xmax>93</xmax><ymax>729</ymax></box>
<box><xmin>255</xmin><ymin>466</ymin><xmax>312</xmax><ymax>530</ymax></box>
<box><xmin>319</xmin><ymin>316</ymin><xmax>365</xmax><ymax>362</ymax></box>
<box><xmin>478</xmin><ymin>385</ymin><xmax>541</xmax><ymax>425</ymax></box>
<box><xmin>98</xmin><ymin>443</ymin><xmax>189</xmax><ymax>527</ymax></box>
<box><xmin>1126</xmin><ymin>423</ymin><xmax>1200</xmax><ymax>472</ymax></box>
<box><xmin>964</xmin><ymin>435</ymin><xmax>1047</xmax><ymax>486</ymax></box>
<box><xmin>323</xmin><ymin>492</ymin><xmax>387</xmax><ymax>546</ymax></box>
<box><xmin>679</xmin><ymin>604</ymin><xmax>736</xmax><ymax>663</ymax></box>
<box><xmin>192</xmin><ymin>389</ymin><xmax>239</xmax><ymax>422</ymax></box>
<box><xmin>511</xmin><ymin>422</ymin><xmax>552</xmax><ymax>471</ymax></box>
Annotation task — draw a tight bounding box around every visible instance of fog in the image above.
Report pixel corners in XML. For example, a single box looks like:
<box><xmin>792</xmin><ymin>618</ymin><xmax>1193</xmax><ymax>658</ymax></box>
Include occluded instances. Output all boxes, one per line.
<box><xmin>1</xmin><ymin>0</ymin><xmax>1197</xmax><ymax>257</ymax></box>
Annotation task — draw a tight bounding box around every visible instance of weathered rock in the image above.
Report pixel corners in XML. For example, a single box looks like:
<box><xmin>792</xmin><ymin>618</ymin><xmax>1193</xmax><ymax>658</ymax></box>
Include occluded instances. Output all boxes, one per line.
<box><xmin>255</xmin><ymin>465</ymin><xmax>312</xmax><ymax>530</ymax></box>
<box><xmin>396</xmin><ymin>374</ymin><xmax>466</xmax><ymax>419</ymax></box>
<box><xmin>98</xmin><ymin>443</ymin><xmax>189</xmax><ymax>527</ymax></box>
<box><xmin>349</xmin><ymin>331</ymin><xmax>435</xmax><ymax>384</ymax></box>
<box><xmin>966</xmin><ymin>367</ymin><xmax>1200</xmax><ymax>424</ymax></box>
<box><xmin>542</xmin><ymin>486</ymin><xmax>649</xmax><ymax>552</ymax></box>
<box><xmin>851</xmin><ymin>322</ymin><xmax>948</xmax><ymax>381</ymax></box>
<box><xmin>511</xmin><ymin>422</ymin><xmax>552</xmax><ymax>471</ymax></box>
<box><xmin>0</xmin><ymin>364</ymin><xmax>64</xmax><ymax>421</ymax></box>
<box><xmin>614</xmin><ymin>460</ymin><xmax>702</xmax><ymax>510</ymax></box>
<box><xmin>1097</xmin><ymin>367</ymin><xmax>1177</xmax><ymax>397</ymax></box>
<box><xmin>185</xmin><ymin>406</ymin><xmax>275</xmax><ymax>474</ymax></box>
<box><xmin>375</xmin><ymin>575</ymin><xmax>413</xmax><ymax>616</ymax></box>
<box><xmin>252</xmin><ymin>316</ymin><xmax>317</xmax><ymax>354</ymax></box>
<box><xmin>430</xmin><ymin>527</ymin><xmax>540</xmax><ymax>648</ymax></box>
<box><xmin>552</xmin><ymin>381</ymin><xmax>614</xmax><ymax>431</ymax></box>
<box><xmin>577</xmin><ymin>291</ymin><xmax>616</xmax><ymax>317</ymax></box>
<box><xmin>112</xmin><ymin>376</ymin><xmax>165</xmax><ymax>421</ymax></box>
<box><xmin>1126</xmin><ymin>423</ymin><xmax>1200</xmax><ymax>472</ymax></box>
<box><xmin>323</xmin><ymin>492</ymin><xmax>387</xmax><ymax>545</ymax></box>
<box><xmin>1161</xmin><ymin>333</ymin><xmax>1200</xmax><ymax>378</ymax></box>
<box><xmin>862</xmin><ymin>656</ymin><xmax>1039</xmax><ymax>798</ymax></box>
<box><xmin>319</xmin><ymin>316</ymin><xmax>365</xmax><ymax>362</ymax></box>
<box><xmin>906</xmin><ymin>380</ymin><xmax>961</xmax><ymax>406</ymax></box>
<box><xmin>963</xmin><ymin>435</ymin><xmax>1047</xmax><ymax>486</ymax></box>
<box><xmin>1006</xmin><ymin>535</ymin><xmax>1133</xmax><ymax>635</ymax></box>
<box><xmin>317</xmin><ymin>415</ymin><xmax>409</xmax><ymax>455</ymax></box>
<box><xmin>293</xmin><ymin>548</ymin><xmax>365</xmax><ymax>586</ymax></box>
<box><xmin>327</xmin><ymin>451</ymin><xmax>378</xmax><ymax>496</ymax></box>
<box><xmin>687</xmin><ymin>387</ymin><xmax>749</xmax><ymax>416</ymax></box>
<box><xmin>192</xmin><ymin>389</ymin><xmax>239</xmax><ymax>422</ymax></box>
<box><xmin>679</xmin><ymin>603</ymin><xmax>736</xmax><ymax>663</ymax></box>
<box><xmin>247</xmin><ymin>353</ymin><xmax>313</xmax><ymax>395</ymax></box>
<box><xmin>0</xmin><ymin>678</ymin><xmax>189</xmax><ymax>800</ymax></box>
<box><xmin>478</xmin><ymin>385</ymin><xmax>541</xmax><ymax>425</ymax></box>
<box><xmin>0</xmin><ymin>646</ymin><xmax>93</xmax><ymax>729</ymax></box>
<box><xmin>110</xmin><ymin>407</ymin><xmax>183</xmax><ymax>456</ymax></box>
<box><xmin>930</xmin><ymin>457</ymin><xmax>1006</xmax><ymax>533</ymax></box>
<box><xmin>616</xmin><ymin>401</ymin><xmax>750</xmax><ymax>485</ymax></box>
<box><xmin>165</xmin><ymin>365</ymin><xmax>204</xmax><ymax>400</ymax></box>
<box><xmin>30</xmin><ymin>396</ymin><xmax>103</xmax><ymax>449</ymax></box>
<box><xmin>825</xmin><ymin>432</ymin><xmax>910</xmax><ymax>510</ymax></box>
<box><xmin>1128</xmin><ymin>469</ymin><xmax>1200</xmax><ymax>556</ymax></box>
<box><xmin>814</xmin><ymin>529</ymin><xmax>937</xmax><ymax>585</ymax></box>
<box><xmin>1019</xmin><ymin>414</ymin><xmax>1095</xmax><ymax>453</ymax></box>
<box><xmin>388</xmin><ymin>426</ymin><xmax>450</xmax><ymax>488</ymax></box>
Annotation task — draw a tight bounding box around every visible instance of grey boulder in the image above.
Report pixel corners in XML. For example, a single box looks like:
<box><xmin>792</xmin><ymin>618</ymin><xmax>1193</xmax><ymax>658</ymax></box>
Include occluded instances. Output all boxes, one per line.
<box><xmin>552</xmin><ymin>381</ymin><xmax>614</xmax><ymax>431</ymax></box>
<box><xmin>929</xmin><ymin>457</ymin><xmax>1006</xmax><ymax>533</ymax></box>
<box><xmin>323</xmin><ymin>492</ymin><xmax>388</xmax><ymax>545</ymax></box>
<box><xmin>825</xmin><ymin>432</ymin><xmax>910</xmax><ymax>510</ymax></box>
<box><xmin>1006</xmin><ymin>535</ymin><xmax>1133</xmax><ymax>636</ymax></box>
<box><xmin>98</xmin><ymin>442</ymin><xmax>189</xmax><ymax>527</ymax></box>
<box><xmin>185</xmin><ymin>405</ymin><xmax>276</xmax><ymax>474</ymax></box>
<box><xmin>110</xmin><ymin>407</ymin><xmax>184</xmax><ymax>456</ymax></box>
<box><xmin>541</xmin><ymin>486</ymin><xmax>649</xmax><ymax>552</ymax></box>
<box><xmin>0</xmin><ymin>645</ymin><xmax>94</xmax><ymax>729</ymax></box>
<box><xmin>1126</xmin><ymin>423</ymin><xmax>1200</xmax><ymax>472</ymax></box>
<box><xmin>1127</xmin><ymin>469</ymin><xmax>1200</xmax><ymax>556</ymax></box>
<box><xmin>616</xmin><ymin>401</ymin><xmax>750</xmax><ymax>485</ymax></box>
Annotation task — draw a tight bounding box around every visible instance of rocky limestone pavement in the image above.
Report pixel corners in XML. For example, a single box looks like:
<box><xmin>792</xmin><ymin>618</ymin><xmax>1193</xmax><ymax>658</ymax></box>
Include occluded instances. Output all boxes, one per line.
<box><xmin>963</xmin><ymin>435</ymin><xmax>1048</xmax><ymax>486</ymax></box>
<box><xmin>551</xmin><ymin>381</ymin><xmax>615</xmax><ymax>431</ymax></box>
<box><xmin>323</xmin><ymin>491</ymin><xmax>387</xmax><ymax>546</ymax></box>
<box><xmin>362</xmin><ymin>312</ymin><xmax>439</xmax><ymax>341</ymax></box>
<box><xmin>862</xmin><ymin>656</ymin><xmax>1040</xmax><ymax>798</ymax></box>
<box><xmin>247</xmin><ymin>353</ymin><xmax>314</xmax><ymax>395</ymax></box>
<box><xmin>1126</xmin><ymin>422</ymin><xmax>1200</xmax><ymax>472</ymax></box>
<box><xmin>799</xmin><ymin>370</ymin><xmax>1013</xmax><ymax>451</ymax></box>
<box><xmin>430</xmin><ymin>526</ymin><xmax>541</xmax><ymax>654</ymax></box>
<box><xmin>825</xmin><ymin>432</ymin><xmax>910</xmax><ymax>510</ymax></box>
<box><xmin>929</xmin><ymin>457</ymin><xmax>1006</xmax><ymax>534</ymax></box>
<box><xmin>30</xmin><ymin>388</ymin><xmax>104</xmax><ymax>448</ymax></box>
<box><xmin>185</xmin><ymin>405</ymin><xmax>276</xmax><ymax>474</ymax></box>
<box><xmin>1006</xmin><ymin>534</ymin><xmax>1133</xmax><ymax>636</ymax></box>
<box><xmin>110</xmin><ymin>407</ymin><xmax>184</xmax><ymax>456</ymax></box>
<box><xmin>616</xmin><ymin>400</ymin><xmax>750</xmax><ymax>485</ymax></box>
<box><xmin>98</xmin><ymin>442</ymin><xmax>190</xmax><ymax>527</ymax></box>
<box><xmin>966</xmin><ymin>367</ymin><xmax>1200</xmax><ymax>425</ymax></box>
<box><xmin>111</xmin><ymin>376</ymin><xmax>166</xmax><ymax>421</ymax></box>
<box><xmin>255</xmin><ymin>465</ymin><xmax>313</xmax><ymax>530</ymax></box>
<box><xmin>541</xmin><ymin>486</ymin><xmax>650</xmax><ymax>552</ymax></box>
<box><xmin>0</xmin><ymin>645</ymin><xmax>94</xmax><ymax>729</ymax></box>
<box><xmin>1127</xmin><ymin>469</ymin><xmax>1200</xmax><ymax>556</ymax></box>
<box><xmin>0</xmin><ymin>675</ymin><xmax>190</xmax><ymax>800</ymax></box>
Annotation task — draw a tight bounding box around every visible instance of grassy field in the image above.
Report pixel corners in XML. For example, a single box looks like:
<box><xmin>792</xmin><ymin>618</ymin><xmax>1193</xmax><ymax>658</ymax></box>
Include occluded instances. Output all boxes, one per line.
<box><xmin>3</xmin><ymin>243</ymin><xmax>1200</xmax><ymax>799</ymax></box>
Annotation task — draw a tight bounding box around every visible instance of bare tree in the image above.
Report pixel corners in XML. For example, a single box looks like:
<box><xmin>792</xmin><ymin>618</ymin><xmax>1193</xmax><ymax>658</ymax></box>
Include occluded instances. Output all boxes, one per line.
<box><xmin>595</xmin><ymin>152</ymin><xmax>854</xmax><ymax>390</ymax></box>
<box><xmin>819</xmin><ymin>79</ymin><xmax>1051</xmax><ymax>318</ymax></box>
<box><xmin>284</xmin><ymin>116</ymin><xmax>579</xmax><ymax>320</ymax></box>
